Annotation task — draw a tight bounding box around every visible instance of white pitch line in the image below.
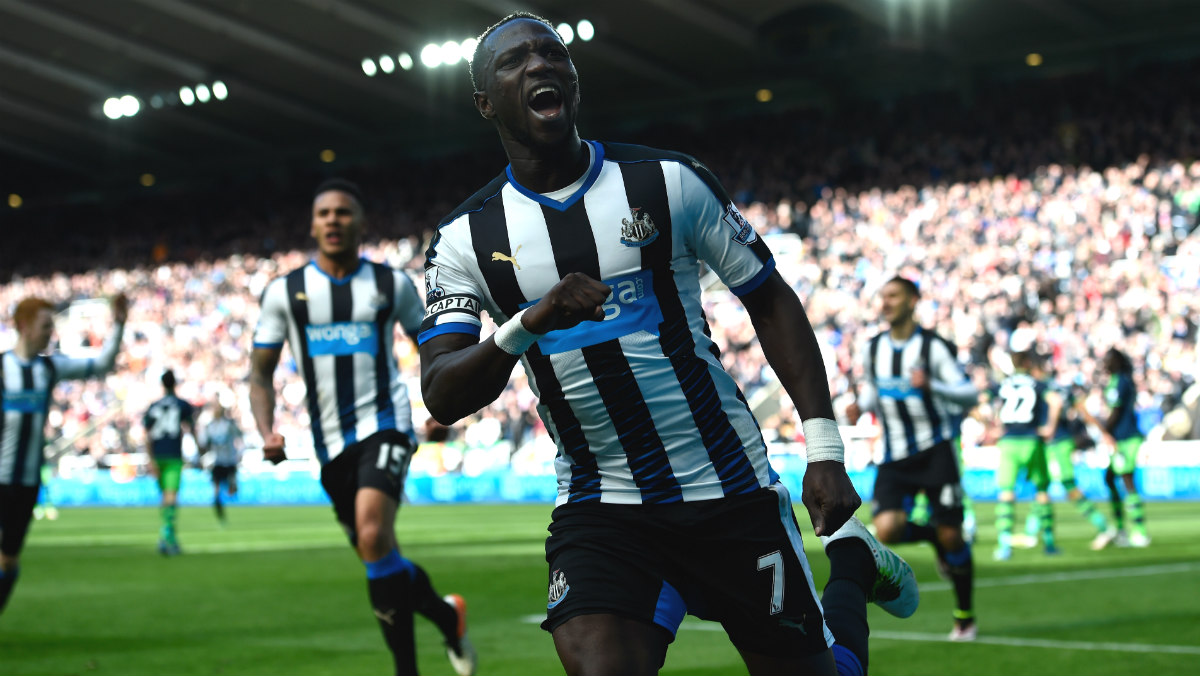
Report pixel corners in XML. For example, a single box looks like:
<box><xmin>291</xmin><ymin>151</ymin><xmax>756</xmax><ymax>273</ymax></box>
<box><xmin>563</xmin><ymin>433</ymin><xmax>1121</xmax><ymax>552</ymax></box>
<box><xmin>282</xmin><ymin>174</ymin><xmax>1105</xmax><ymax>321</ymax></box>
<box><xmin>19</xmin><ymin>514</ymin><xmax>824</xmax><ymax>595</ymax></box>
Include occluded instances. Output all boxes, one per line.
<box><xmin>919</xmin><ymin>561</ymin><xmax>1200</xmax><ymax>592</ymax></box>
<box><xmin>870</xmin><ymin>631</ymin><xmax>1200</xmax><ymax>655</ymax></box>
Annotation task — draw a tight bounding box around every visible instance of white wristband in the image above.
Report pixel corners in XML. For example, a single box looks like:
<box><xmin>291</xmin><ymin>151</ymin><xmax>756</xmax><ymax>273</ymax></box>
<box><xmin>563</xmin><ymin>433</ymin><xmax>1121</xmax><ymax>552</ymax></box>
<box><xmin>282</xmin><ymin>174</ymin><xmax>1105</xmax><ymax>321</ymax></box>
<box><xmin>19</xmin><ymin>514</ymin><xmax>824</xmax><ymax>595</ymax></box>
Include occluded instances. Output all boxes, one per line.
<box><xmin>802</xmin><ymin>418</ymin><xmax>845</xmax><ymax>464</ymax></box>
<box><xmin>493</xmin><ymin>309</ymin><xmax>543</xmax><ymax>356</ymax></box>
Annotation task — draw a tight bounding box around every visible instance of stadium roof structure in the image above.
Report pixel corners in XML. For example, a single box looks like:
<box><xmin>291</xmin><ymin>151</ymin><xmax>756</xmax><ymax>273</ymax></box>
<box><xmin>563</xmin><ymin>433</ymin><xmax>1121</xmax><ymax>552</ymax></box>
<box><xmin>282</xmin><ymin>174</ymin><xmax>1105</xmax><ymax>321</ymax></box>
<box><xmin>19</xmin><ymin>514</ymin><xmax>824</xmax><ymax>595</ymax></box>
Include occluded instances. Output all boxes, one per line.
<box><xmin>2</xmin><ymin>0</ymin><xmax>1200</xmax><ymax>206</ymax></box>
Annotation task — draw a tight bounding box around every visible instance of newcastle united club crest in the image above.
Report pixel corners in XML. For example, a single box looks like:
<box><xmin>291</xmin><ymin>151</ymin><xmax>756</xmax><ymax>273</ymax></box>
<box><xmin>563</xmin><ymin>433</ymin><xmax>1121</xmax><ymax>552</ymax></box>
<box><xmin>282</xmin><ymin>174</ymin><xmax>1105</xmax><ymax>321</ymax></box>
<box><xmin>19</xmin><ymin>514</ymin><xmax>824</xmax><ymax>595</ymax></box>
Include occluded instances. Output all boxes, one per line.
<box><xmin>620</xmin><ymin>207</ymin><xmax>659</xmax><ymax>247</ymax></box>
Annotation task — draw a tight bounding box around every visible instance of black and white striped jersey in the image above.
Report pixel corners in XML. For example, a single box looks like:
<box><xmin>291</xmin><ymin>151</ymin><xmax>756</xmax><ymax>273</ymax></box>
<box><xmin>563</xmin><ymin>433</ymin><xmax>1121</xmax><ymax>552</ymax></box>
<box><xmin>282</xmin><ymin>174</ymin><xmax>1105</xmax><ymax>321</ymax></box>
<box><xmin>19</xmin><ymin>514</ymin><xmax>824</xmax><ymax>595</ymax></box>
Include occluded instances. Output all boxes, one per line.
<box><xmin>253</xmin><ymin>258</ymin><xmax>424</xmax><ymax>464</ymax></box>
<box><xmin>0</xmin><ymin>326</ymin><xmax>124</xmax><ymax>486</ymax></box>
<box><xmin>420</xmin><ymin>141</ymin><xmax>780</xmax><ymax>506</ymax></box>
<box><xmin>857</xmin><ymin>327</ymin><xmax>976</xmax><ymax>462</ymax></box>
<box><xmin>201</xmin><ymin>417</ymin><xmax>243</xmax><ymax>467</ymax></box>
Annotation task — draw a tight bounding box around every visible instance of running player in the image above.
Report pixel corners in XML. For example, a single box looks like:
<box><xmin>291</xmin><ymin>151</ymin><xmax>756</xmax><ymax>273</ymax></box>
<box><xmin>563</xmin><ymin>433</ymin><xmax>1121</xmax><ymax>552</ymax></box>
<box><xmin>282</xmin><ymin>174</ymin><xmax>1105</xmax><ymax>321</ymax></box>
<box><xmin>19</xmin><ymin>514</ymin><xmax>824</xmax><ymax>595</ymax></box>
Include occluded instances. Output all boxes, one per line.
<box><xmin>143</xmin><ymin>369</ymin><xmax>195</xmax><ymax>555</ymax></box>
<box><xmin>199</xmin><ymin>401</ymin><xmax>243</xmax><ymax>525</ymax></box>
<box><xmin>1088</xmin><ymin>348</ymin><xmax>1150</xmax><ymax>547</ymax></box>
<box><xmin>846</xmin><ymin>276</ymin><xmax>979</xmax><ymax>640</ymax></box>
<box><xmin>420</xmin><ymin>14</ymin><xmax>917</xmax><ymax>676</ymax></box>
<box><xmin>990</xmin><ymin>349</ymin><xmax>1056</xmax><ymax>560</ymax></box>
<box><xmin>249</xmin><ymin>178</ymin><xmax>475</xmax><ymax>676</ymax></box>
<box><xmin>1</xmin><ymin>294</ymin><xmax>127</xmax><ymax>613</ymax></box>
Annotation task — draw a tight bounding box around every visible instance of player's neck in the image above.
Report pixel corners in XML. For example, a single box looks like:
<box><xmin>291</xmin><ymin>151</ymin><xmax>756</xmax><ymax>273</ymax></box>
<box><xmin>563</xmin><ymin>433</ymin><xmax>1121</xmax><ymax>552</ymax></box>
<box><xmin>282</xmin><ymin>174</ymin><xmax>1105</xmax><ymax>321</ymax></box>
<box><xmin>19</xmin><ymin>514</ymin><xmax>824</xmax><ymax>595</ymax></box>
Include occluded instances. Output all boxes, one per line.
<box><xmin>888</xmin><ymin>319</ymin><xmax>917</xmax><ymax>342</ymax></box>
<box><xmin>505</xmin><ymin>134</ymin><xmax>588</xmax><ymax>193</ymax></box>
<box><xmin>13</xmin><ymin>339</ymin><xmax>39</xmax><ymax>360</ymax></box>
<box><xmin>315</xmin><ymin>251</ymin><xmax>360</xmax><ymax>280</ymax></box>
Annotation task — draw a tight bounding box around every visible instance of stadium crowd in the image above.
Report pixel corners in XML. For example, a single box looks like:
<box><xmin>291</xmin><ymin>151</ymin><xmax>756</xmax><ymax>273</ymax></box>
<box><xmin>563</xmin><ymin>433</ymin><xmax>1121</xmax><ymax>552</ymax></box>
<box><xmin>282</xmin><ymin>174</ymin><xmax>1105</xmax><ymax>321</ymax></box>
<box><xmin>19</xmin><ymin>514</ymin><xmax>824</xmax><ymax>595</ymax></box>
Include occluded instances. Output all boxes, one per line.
<box><xmin>2</xmin><ymin>59</ymin><xmax>1198</xmax><ymax>476</ymax></box>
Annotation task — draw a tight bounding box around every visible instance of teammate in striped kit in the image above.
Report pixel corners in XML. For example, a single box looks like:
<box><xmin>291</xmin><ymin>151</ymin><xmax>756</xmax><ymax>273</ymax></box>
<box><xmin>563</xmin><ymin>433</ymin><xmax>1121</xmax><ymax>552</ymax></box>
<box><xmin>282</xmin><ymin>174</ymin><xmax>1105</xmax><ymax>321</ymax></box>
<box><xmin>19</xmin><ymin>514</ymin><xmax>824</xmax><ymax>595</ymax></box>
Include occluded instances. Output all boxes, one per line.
<box><xmin>143</xmin><ymin>369</ymin><xmax>196</xmax><ymax>555</ymax></box>
<box><xmin>420</xmin><ymin>14</ymin><xmax>917</xmax><ymax>676</ymax></box>
<box><xmin>199</xmin><ymin>401</ymin><xmax>243</xmax><ymax>524</ymax></box>
<box><xmin>846</xmin><ymin>276</ymin><xmax>980</xmax><ymax>640</ymax></box>
<box><xmin>250</xmin><ymin>179</ymin><xmax>475</xmax><ymax>676</ymax></box>
<box><xmin>0</xmin><ymin>294</ymin><xmax>127</xmax><ymax>614</ymax></box>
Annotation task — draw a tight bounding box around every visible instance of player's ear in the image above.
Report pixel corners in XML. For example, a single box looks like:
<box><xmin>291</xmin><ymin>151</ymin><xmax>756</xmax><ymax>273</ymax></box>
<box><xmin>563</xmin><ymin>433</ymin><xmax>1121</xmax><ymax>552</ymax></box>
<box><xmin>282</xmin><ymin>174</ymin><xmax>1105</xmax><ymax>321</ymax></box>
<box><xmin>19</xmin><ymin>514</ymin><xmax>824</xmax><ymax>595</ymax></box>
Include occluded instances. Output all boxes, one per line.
<box><xmin>474</xmin><ymin>91</ymin><xmax>494</xmax><ymax>120</ymax></box>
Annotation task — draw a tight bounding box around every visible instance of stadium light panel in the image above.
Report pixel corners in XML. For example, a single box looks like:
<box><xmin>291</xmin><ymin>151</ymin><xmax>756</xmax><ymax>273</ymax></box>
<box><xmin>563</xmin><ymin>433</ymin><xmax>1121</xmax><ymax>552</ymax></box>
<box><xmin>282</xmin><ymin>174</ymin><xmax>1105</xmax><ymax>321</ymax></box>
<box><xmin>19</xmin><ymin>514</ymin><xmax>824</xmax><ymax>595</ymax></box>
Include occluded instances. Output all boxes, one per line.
<box><xmin>440</xmin><ymin>41</ymin><xmax>461</xmax><ymax>65</ymax></box>
<box><xmin>577</xmin><ymin>20</ymin><xmax>594</xmax><ymax>41</ymax></box>
<box><xmin>8</xmin><ymin>193</ymin><xmax>21</xmax><ymax>209</ymax></box>
<box><xmin>179</xmin><ymin>86</ymin><xmax>195</xmax><ymax>106</ymax></box>
<box><xmin>1026</xmin><ymin>53</ymin><xmax>1043</xmax><ymax>67</ymax></box>
<box><xmin>103</xmin><ymin>97</ymin><xmax>123</xmax><ymax>119</ymax></box>
<box><xmin>150</xmin><ymin>94</ymin><xmax>165</xmax><ymax>109</ymax></box>
<box><xmin>195</xmin><ymin>84</ymin><xmax>211</xmax><ymax>103</ymax></box>
<box><xmin>460</xmin><ymin>39</ymin><xmax>477</xmax><ymax>63</ymax></box>
<box><xmin>556</xmin><ymin>23</ymin><xmax>574</xmax><ymax>45</ymax></box>
<box><xmin>119</xmin><ymin>95</ymin><xmax>140</xmax><ymax>117</ymax></box>
<box><xmin>756</xmin><ymin>88</ymin><xmax>773</xmax><ymax>103</ymax></box>
<box><xmin>421</xmin><ymin>43</ymin><xmax>443</xmax><ymax>68</ymax></box>
<box><xmin>379</xmin><ymin>55</ymin><xmax>396</xmax><ymax>74</ymax></box>
<box><xmin>398</xmin><ymin>52</ymin><xmax>414</xmax><ymax>70</ymax></box>
<box><xmin>320</xmin><ymin>149</ymin><xmax>336</xmax><ymax>163</ymax></box>
<box><xmin>212</xmin><ymin>81</ymin><xmax>228</xmax><ymax>100</ymax></box>
<box><xmin>140</xmin><ymin>173</ymin><xmax>156</xmax><ymax>187</ymax></box>
<box><xmin>361</xmin><ymin>57</ymin><xmax>378</xmax><ymax>76</ymax></box>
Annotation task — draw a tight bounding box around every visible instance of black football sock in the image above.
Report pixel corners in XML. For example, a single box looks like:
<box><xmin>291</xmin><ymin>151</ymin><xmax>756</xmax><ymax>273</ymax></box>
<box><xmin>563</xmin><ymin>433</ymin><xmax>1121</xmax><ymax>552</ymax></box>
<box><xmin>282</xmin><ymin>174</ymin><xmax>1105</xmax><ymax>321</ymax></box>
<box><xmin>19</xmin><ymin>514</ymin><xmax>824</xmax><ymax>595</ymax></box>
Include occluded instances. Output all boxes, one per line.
<box><xmin>824</xmin><ymin>539</ymin><xmax>872</xmax><ymax>675</ymax></box>
<box><xmin>0</xmin><ymin>566</ymin><xmax>20</xmax><ymax>614</ymax></box>
<box><xmin>365</xmin><ymin>551</ymin><xmax>418</xmax><ymax>676</ymax></box>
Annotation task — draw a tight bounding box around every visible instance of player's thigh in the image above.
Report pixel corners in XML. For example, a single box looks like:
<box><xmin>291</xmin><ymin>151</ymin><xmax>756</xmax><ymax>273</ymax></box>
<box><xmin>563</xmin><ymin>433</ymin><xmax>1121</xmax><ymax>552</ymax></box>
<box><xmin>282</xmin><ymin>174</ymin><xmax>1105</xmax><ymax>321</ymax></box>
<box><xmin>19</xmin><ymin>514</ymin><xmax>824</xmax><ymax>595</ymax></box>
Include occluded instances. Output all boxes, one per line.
<box><xmin>1028</xmin><ymin>441</ymin><xmax>1051</xmax><ymax>490</ymax></box>
<box><xmin>0</xmin><ymin>485</ymin><xmax>39</xmax><ymax>558</ymax></box>
<box><xmin>552</xmin><ymin>613</ymin><xmax>671</xmax><ymax>676</ymax></box>
<box><xmin>871</xmin><ymin>458</ymin><xmax>921</xmax><ymax>517</ymax></box>
<box><xmin>1111</xmin><ymin>437</ymin><xmax>1142</xmax><ymax>475</ymax></box>
<box><xmin>914</xmin><ymin>442</ymin><xmax>965</xmax><ymax>525</ymax></box>
<box><xmin>1045</xmin><ymin>439</ymin><xmax>1075</xmax><ymax>484</ymax></box>
<box><xmin>678</xmin><ymin>485</ymin><xmax>832</xmax><ymax>660</ymax></box>
<box><xmin>995</xmin><ymin>439</ymin><xmax>1025</xmax><ymax>491</ymax></box>
<box><xmin>158</xmin><ymin>459</ymin><xmax>183</xmax><ymax>494</ymax></box>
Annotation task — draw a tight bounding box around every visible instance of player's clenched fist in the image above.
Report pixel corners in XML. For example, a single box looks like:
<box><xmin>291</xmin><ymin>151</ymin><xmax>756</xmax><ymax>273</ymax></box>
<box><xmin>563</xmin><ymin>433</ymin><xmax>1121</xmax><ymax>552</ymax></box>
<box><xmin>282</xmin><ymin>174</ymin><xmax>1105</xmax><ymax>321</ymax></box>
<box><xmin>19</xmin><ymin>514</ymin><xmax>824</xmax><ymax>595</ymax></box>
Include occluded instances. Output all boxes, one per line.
<box><xmin>522</xmin><ymin>272</ymin><xmax>611</xmax><ymax>334</ymax></box>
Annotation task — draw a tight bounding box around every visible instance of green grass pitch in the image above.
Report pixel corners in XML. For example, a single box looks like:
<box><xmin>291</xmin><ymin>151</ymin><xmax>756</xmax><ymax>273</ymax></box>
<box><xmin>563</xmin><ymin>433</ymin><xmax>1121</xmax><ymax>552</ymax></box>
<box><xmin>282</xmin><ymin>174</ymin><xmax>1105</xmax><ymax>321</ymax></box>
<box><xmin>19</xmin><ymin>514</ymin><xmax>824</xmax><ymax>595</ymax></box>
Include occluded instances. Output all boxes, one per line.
<box><xmin>3</xmin><ymin>500</ymin><xmax>1198</xmax><ymax>675</ymax></box>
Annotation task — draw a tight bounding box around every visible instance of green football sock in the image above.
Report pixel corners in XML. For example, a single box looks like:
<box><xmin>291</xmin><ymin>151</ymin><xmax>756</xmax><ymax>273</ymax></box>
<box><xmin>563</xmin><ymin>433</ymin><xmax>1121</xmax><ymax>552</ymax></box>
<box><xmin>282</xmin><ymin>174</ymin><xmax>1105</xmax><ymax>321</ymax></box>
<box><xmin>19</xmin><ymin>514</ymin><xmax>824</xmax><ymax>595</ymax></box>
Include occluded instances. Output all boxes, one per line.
<box><xmin>995</xmin><ymin>500</ymin><xmax>1015</xmax><ymax>548</ymax></box>
<box><xmin>160</xmin><ymin>505</ymin><xmax>178</xmax><ymax>544</ymax></box>
<box><xmin>1035</xmin><ymin>502</ymin><xmax>1056</xmax><ymax>548</ymax></box>
<box><xmin>1124</xmin><ymin>493</ymin><xmax>1146</xmax><ymax>531</ymax></box>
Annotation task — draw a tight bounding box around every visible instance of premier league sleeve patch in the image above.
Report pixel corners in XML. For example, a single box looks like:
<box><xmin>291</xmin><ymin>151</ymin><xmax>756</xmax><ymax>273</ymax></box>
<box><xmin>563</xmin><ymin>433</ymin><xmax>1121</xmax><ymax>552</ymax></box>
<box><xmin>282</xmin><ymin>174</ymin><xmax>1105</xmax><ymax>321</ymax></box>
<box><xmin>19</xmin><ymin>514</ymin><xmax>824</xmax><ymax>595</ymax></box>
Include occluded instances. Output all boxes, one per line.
<box><xmin>722</xmin><ymin>203</ymin><xmax>758</xmax><ymax>245</ymax></box>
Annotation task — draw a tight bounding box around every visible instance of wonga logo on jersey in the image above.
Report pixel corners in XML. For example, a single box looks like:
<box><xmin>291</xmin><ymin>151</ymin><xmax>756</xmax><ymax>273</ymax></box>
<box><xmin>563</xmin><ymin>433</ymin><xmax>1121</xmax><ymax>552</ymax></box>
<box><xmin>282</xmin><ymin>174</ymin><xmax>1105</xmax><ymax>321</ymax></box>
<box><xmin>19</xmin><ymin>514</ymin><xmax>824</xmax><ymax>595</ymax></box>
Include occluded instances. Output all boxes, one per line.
<box><xmin>305</xmin><ymin>322</ymin><xmax>378</xmax><ymax>357</ymax></box>
<box><xmin>522</xmin><ymin>269</ymin><xmax>663</xmax><ymax>355</ymax></box>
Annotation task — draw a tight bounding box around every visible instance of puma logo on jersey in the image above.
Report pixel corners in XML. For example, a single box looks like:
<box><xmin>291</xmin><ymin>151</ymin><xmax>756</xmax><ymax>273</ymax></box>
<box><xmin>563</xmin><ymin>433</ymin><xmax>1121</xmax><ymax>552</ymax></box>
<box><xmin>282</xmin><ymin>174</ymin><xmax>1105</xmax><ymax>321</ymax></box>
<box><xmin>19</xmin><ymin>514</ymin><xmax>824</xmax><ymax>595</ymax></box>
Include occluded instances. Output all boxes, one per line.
<box><xmin>491</xmin><ymin>245</ymin><xmax>522</xmax><ymax>270</ymax></box>
<box><xmin>294</xmin><ymin>292</ymin><xmax>308</xmax><ymax>301</ymax></box>
<box><xmin>373</xmin><ymin>608</ymin><xmax>396</xmax><ymax>625</ymax></box>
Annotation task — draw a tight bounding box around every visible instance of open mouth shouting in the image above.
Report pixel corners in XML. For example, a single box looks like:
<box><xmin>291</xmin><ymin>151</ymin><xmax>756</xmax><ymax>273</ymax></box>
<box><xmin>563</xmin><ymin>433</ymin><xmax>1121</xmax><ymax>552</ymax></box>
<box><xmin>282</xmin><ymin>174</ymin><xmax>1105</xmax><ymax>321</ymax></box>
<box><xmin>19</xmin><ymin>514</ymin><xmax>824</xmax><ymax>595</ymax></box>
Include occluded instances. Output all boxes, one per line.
<box><xmin>528</xmin><ymin>83</ymin><xmax>565</xmax><ymax>120</ymax></box>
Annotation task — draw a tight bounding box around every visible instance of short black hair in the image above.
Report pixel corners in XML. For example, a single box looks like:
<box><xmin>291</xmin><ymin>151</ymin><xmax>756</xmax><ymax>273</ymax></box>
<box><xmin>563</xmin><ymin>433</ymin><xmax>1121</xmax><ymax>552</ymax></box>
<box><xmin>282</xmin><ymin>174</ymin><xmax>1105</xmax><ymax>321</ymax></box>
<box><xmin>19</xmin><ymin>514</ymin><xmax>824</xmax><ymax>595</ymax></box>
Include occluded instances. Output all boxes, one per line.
<box><xmin>1104</xmin><ymin>347</ymin><xmax>1134</xmax><ymax>374</ymax></box>
<box><xmin>885</xmin><ymin>275</ymin><xmax>920</xmax><ymax>299</ymax></box>
<box><xmin>161</xmin><ymin>369</ymin><xmax>176</xmax><ymax>390</ymax></box>
<box><xmin>469</xmin><ymin>12</ymin><xmax>561</xmax><ymax>92</ymax></box>
<box><xmin>314</xmin><ymin>177</ymin><xmax>366</xmax><ymax>210</ymax></box>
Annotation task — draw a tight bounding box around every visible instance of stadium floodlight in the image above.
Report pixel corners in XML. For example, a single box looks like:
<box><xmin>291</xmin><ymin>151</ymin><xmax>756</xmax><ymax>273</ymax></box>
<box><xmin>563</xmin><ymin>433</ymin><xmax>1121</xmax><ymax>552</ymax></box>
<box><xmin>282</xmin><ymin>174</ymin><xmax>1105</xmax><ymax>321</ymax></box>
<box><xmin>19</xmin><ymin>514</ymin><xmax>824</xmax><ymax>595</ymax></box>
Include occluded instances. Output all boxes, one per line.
<box><xmin>212</xmin><ymin>80</ymin><xmax>228</xmax><ymax>100</ymax></box>
<box><xmin>556</xmin><ymin>23</ymin><xmax>574</xmax><ymax>45</ymax></box>
<box><xmin>149</xmin><ymin>94</ymin><xmax>165</xmax><ymax>109</ymax></box>
<box><xmin>103</xmin><ymin>97</ymin><xmax>124</xmax><ymax>120</ymax></box>
<box><xmin>460</xmin><ymin>38</ymin><xmax>478</xmax><ymax>63</ymax></box>
<box><xmin>577</xmin><ymin>19</ymin><xmax>594</xmax><ymax>41</ymax></box>
<box><xmin>398</xmin><ymin>52</ymin><xmax>414</xmax><ymax>70</ymax></box>
<box><xmin>441</xmin><ymin>40</ymin><xmax>462</xmax><ymax>65</ymax></box>
<box><xmin>195</xmin><ymin>83</ymin><xmax>211</xmax><ymax>103</ymax></box>
<box><xmin>379</xmin><ymin>55</ymin><xmax>396</xmax><ymax>74</ymax></box>
<box><xmin>421</xmin><ymin>43</ymin><xmax>443</xmax><ymax>68</ymax></box>
<box><xmin>320</xmin><ymin>149</ymin><xmax>336</xmax><ymax>163</ymax></box>
<box><xmin>9</xmin><ymin>193</ymin><xmax>22</xmax><ymax>208</ymax></box>
<box><xmin>1026</xmin><ymin>53</ymin><xmax>1043</xmax><ymax>67</ymax></box>
<box><xmin>756</xmin><ymin>88</ymin><xmax>773</xmax><ymax>103</ymax></box>
<box><xmin>140</xmin><ymin>173</ymin><xmax>156</xmax><ymax>187</ymax></box>
<box><xmin>361</xmin><ymin>57</ymin><xmax>378</xmax><ymax>76</ymax></box>
<box><xmin>179</xmin><ymin>86</ymin><xmax>196</xmax><ymax>106</ymax></box>
<box><xmin>120</xmin><ymin>95</ymin><xmax>140</xmax><ymax>117</ymax></box>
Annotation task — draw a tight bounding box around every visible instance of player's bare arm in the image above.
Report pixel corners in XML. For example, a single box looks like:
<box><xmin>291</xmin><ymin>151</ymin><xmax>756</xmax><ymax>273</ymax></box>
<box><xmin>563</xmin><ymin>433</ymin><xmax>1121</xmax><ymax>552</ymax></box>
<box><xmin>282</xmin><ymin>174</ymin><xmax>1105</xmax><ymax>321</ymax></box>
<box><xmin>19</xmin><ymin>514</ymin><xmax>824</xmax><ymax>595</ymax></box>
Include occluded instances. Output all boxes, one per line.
<box><xmin>248</xmin><ymin>346</ymin><xmax>286</xmax><ymax>463</ymax></box>
<box><xmin>738</xmin><ymin>270</ymin><xmax>861</xmax><ymax>535</ymax></box>
<box><xmin>420</xmin><ymin>272</ymin><xmax>609</xmax><ymax>425</ymax></box>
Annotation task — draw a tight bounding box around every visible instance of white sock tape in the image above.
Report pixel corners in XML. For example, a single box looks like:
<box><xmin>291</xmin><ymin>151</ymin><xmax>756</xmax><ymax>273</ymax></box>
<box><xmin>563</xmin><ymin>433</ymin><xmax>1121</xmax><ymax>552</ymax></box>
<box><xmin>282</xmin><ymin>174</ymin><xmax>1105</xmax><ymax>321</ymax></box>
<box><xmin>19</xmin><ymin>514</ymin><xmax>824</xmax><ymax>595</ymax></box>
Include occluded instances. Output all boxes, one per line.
<box><xmin>802</xmin><ymin>417</ymin><xmax>845</xmax><ymax>464</ymax></box>
<box><xmin>493</xmin><ymin>309</ymin><xmax>543</xmax><ymax>356</ymax></box>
